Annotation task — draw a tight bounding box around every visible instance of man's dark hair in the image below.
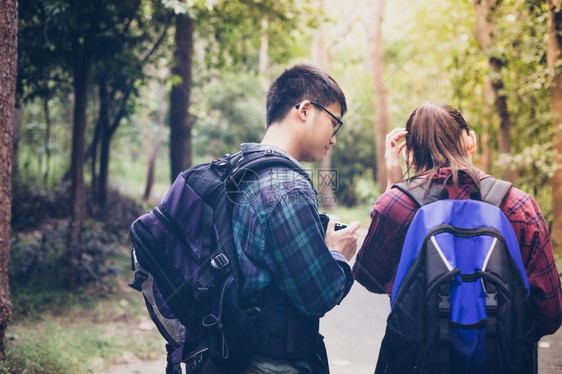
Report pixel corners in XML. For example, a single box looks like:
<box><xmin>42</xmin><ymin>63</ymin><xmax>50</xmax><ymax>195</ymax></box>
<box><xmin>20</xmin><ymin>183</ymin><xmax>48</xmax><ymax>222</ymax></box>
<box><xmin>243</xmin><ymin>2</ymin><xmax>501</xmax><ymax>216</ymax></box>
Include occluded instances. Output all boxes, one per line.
<box><xmin>266</xmin><ymin>64</ymin><xmax>347</xmax><ymax>127</ymax></box>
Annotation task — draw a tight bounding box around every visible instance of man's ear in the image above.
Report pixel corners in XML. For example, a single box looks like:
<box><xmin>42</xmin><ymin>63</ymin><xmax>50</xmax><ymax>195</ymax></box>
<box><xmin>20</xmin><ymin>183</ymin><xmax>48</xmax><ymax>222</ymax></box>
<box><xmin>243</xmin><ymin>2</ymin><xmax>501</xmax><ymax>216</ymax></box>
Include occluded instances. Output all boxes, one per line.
<box><xmin>295</xmin><ymin>100</ymin><xmax>312</xmax><ymax>121</ymax></box>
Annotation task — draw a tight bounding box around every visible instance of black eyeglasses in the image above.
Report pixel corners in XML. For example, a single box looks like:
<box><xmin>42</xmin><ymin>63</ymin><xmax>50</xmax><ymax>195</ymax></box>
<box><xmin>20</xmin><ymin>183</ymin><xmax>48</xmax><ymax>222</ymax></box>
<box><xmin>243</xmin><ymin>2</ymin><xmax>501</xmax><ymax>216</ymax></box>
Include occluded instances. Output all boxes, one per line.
<box><xmin>296</xmin><ymin>101</ymin><xmax>344</xmax><ymax>136</ymax></box>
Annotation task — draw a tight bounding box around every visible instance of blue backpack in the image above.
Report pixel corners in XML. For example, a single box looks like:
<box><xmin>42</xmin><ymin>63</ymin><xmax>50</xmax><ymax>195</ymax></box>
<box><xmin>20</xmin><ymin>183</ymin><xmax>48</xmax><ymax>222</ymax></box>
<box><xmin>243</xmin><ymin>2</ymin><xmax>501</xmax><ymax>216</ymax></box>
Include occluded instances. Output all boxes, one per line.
<box><xmin>375</xmin><ymin>173</ymin><xmax>536</xmax><ymax>374</ymax></box>
<box><xmin>128</xmin><ymin>149</ymin><xmax>317</xmax><ymax>374</ymax></box>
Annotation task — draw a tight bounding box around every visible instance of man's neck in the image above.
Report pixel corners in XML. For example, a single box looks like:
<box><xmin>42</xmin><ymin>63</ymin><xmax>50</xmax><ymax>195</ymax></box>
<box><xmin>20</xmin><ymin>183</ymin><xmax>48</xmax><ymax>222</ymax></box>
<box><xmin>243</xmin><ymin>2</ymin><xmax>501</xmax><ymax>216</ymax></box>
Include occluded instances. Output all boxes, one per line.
<box><xmin>261</xmin><ymin>123</ymin><xmax>301</xmax><ymax>161</ymax></box>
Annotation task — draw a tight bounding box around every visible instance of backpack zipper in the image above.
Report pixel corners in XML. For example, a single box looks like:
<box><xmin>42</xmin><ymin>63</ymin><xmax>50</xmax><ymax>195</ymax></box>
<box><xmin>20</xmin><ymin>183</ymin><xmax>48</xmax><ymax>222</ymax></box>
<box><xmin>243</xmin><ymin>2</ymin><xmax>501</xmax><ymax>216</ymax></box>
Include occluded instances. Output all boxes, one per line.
<box><xmin>153</xmin><ymin>205</ymin><xmax>203</xmax><ymax>264</ymax></box>
<box><xmin>130</xmin><ymin>224</ymin><xmax>181</xmax><ymax>298</ymax></box>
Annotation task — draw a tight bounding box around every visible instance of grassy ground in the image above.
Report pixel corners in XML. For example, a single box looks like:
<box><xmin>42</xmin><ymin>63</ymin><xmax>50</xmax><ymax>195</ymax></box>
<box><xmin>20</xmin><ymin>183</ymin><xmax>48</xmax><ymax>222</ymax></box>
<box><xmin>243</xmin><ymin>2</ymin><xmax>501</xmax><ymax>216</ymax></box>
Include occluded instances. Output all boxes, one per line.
<box><xmin>1</xmin><ymin>205</ymin><xmax>374</xmax><ymax>374</ymax></box>
<box><xmin>3</xmin><ymin>202</ymin><xmax>559</xmax><ymax>374</ymax></box>
<box><xmin>2</xmin><ymin>245</ymin><xmax>163</xmax><ymax>374</ymax></box>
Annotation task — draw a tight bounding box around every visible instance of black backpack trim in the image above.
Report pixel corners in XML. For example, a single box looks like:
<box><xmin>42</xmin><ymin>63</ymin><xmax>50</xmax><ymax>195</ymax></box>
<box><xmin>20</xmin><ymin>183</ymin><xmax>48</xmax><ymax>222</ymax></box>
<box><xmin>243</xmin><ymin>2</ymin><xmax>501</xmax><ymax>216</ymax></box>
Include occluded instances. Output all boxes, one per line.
<box><xmin>393</xmin><ymin>171</ymin><xmax>512</xmax><ymax>208</ymax></box>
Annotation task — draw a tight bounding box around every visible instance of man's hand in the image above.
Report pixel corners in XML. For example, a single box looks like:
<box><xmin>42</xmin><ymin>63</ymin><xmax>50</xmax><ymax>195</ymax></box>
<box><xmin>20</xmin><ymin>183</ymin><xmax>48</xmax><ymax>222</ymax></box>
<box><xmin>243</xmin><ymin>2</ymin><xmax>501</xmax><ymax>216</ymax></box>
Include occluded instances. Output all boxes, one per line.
<box><xmin>325</xmin><ymin>218</ymin><xmax>361</xmax><ymax>261</ymax></box>
<box><xmin>385</xmin><ymin>128</ymin><xmax>408</xmax><ymax>190</ymax></box>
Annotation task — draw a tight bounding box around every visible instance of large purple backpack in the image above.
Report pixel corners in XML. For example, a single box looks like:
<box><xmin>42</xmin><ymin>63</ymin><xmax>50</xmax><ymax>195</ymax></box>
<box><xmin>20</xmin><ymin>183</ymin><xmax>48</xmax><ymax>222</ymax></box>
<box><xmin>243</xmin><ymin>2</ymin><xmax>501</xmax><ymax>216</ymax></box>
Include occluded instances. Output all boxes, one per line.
<box><xmin>128</xmin><ymin>149</ymin><xmax>312</xmax><ymax>374</ymax></box>
<box><xmin>375</xmin><ymin>172</ymin><xmax>535</xmax><ymax>374</ymax></box>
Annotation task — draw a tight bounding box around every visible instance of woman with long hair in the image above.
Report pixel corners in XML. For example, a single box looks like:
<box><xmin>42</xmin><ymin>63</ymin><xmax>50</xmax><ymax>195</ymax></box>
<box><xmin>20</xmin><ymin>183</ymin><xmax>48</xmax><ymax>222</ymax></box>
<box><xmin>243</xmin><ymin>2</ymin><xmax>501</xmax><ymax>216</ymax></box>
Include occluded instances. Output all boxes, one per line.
<box><xmin>353</xmin><ymin>102</ymin><xmax>562</xmax><ymax>373</ymax></box>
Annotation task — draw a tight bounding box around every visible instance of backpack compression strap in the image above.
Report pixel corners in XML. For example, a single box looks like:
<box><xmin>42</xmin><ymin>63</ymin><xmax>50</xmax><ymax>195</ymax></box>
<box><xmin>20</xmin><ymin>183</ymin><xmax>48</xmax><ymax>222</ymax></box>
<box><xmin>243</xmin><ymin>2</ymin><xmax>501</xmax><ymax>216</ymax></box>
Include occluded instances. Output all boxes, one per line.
<box><xmin>392</xmin><ymin>175</ymin><xmax>512</xmax><ymax>208</ymax></box>
<box><xmin>227</xmin><ymin>149</ymin><xmax>313</xmax><ymax>188</ymax></box>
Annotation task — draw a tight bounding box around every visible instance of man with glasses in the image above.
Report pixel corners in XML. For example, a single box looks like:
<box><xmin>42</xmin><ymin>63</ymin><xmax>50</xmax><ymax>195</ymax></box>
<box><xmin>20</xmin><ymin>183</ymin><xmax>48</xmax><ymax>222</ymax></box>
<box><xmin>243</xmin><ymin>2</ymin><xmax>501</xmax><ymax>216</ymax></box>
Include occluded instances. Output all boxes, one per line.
<box><xmin>232</xmin><ymin>64</ymin><xmax>361</xmax><ymax>374</ymax></box>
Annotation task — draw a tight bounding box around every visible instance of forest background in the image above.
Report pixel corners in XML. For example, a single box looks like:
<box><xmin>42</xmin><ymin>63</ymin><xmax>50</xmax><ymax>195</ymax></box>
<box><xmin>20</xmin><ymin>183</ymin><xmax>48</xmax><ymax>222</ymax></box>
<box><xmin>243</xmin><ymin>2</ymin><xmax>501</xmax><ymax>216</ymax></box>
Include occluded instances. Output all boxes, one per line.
<box><xmin>0</xmin><ymin>0</ymin><xmax>561</xmax><ymax>372</ymax></box>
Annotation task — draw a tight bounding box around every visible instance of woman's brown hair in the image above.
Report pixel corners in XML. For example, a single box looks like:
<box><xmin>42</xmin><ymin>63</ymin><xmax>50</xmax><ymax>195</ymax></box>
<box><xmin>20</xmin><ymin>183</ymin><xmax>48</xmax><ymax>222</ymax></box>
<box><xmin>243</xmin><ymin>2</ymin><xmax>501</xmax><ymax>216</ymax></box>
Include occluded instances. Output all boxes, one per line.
<box><xmin>404</xmin><ymin>102</ymin><xmax>479</xmax><ymax>188</ymax></box>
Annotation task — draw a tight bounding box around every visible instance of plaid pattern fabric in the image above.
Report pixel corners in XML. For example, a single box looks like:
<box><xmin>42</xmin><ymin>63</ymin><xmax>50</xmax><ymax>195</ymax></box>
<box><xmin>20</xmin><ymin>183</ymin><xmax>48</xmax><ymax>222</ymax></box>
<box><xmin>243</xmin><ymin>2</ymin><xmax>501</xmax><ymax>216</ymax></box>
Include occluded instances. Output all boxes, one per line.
<box><xmin>232</xmin><ymin>143</ymin><xmax>353</xmax><ymax>318</ymax></box>
<box><xmin>353</xmin><ymin>168</ymin><xmax>562</xmax><ymax>338</ymax></box>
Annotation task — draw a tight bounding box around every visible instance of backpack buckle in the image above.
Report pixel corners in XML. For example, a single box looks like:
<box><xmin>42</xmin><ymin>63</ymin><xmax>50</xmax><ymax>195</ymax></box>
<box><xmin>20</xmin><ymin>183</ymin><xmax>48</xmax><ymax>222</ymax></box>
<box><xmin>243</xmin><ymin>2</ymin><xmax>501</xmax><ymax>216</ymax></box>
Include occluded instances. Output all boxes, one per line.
<box><xmin>485</xmin><ymin>291</ymin><xmax>498</xmax><ymax>310</ymax></box>
<box><xmin>211</xmin><ymin>253</ymin><xmax>229</xmax><ymax>269</ymax></box>
<box><xmin>438</xmin><ymin>293</ymin><xmax>450</xmax><ymax>313</ymax></box>
<box><xmin>211</xmin><ymin>155</ymin><xmax>234</xmax><ymax>172</ymax></box>
<box><xmin>128</xmin><ymin>269</ymin><xmax>148</xmax><ymax>292</ymax></box>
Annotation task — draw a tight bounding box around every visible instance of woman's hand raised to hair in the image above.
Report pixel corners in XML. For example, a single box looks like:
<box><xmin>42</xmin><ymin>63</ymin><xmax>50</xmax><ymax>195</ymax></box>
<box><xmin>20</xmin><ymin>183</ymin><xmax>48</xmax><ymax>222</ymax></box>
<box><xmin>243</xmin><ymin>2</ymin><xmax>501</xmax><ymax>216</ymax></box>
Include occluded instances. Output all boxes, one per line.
<box><xmin>385</xmin><ymin>128</ymin><xmax>408</xmax><ymax>191</ymax></box>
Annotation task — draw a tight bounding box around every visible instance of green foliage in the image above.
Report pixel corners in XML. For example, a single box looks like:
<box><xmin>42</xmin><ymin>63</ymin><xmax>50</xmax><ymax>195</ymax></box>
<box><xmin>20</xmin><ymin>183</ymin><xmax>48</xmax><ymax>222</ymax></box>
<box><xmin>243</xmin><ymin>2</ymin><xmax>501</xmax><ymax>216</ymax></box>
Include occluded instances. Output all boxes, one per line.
<box><xmin>11</xmin><ymin>179</ymin><xmax>69</xmax><ymax>231</ymax></box>
<box><xmin>9</xmin><ymin>225</ymin><xmax>119</xmax><ymax>317</ymax></box>
<box><xmin>192</xmin><ymin>72</ymin><xmax>267</xmax><ymax>160</ymax></box>
<box><xmin>14</xmin><ymin>0</ymin><xmax>557</xmax><ymax>275</ymax></box>
<box><xmin>330</xmin><ymin>78</ymin><xmax>377</xmax><ymax>206</ymax></box>
<box><xmin>469</xmin><ymin>0</ymin><xmax>553</xmax><ymax>220</ymax></box>
<box><xmin>331</xmin><ymin>204</ymin><xmax>373</xmax><ymax>229</ymax></box>
<box><xmin>496</xmin><ymin>143</ymin><xmax>554</xmax><ymax>226</ymax></box>
<box><xmin>9</xmin><ymin>1</ymin><xmax>560</xmax><ymax>370</ymax></box>
<box><xmin>195</xmin><ymin>0</ymin><xmax>309</xmax><ymax>72</ymax></box>
<box><xmin>10</xmin><ymin>181</ymin><xmax>144</xmax><ymax>296</ymax></box>
<box><xmin>16</xmin><ymin>96</ymin><xmax>73</xmax><ymax>189</ymax></box>
<box><xmin>353</xmin><ymin>169</ymin><xmax>381</xmax><ymax>208</ymax></box>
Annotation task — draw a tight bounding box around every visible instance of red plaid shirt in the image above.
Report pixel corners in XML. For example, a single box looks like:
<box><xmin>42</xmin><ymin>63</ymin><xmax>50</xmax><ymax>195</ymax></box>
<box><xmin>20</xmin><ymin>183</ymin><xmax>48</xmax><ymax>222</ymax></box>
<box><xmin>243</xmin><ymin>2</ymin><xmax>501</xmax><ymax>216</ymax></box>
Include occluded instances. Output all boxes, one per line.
<box><xmin>353</xmin><ymin>168</ymin><xmax>562</xmax><ymax>338</ymax></box>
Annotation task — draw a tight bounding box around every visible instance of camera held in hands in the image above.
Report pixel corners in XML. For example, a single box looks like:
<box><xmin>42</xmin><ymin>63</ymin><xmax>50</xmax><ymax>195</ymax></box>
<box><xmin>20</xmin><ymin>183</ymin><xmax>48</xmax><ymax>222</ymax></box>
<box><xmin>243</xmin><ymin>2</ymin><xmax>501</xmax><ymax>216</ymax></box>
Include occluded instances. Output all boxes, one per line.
<box><xmin>319</xmin><ymin>213</ymin><xmax>347</xmax><ymax>233</ymax></box>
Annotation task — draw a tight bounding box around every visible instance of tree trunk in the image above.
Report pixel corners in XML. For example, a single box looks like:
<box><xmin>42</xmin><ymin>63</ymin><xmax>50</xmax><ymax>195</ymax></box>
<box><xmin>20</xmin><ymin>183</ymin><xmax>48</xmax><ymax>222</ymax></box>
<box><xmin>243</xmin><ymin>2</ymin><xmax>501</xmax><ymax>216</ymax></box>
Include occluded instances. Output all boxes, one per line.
<box><xmin>68</xmin><ymin>53</ymin><xmax>91</xmax><ymax>288</ymax></box>
<box><xmin>169</xmin><ymin>13</ymin><xmax>193</xmax><ymax>182</ymax></box>
<box><xmin>548</xmin><ymin>0</ymin><xmax>562</xmax><ymax>256</ymax></box>
<box><xmin>489</xmin><ymin>57</ymin><xmax>512</xmax><ymax>158</ymax></box>
<box><xmin>43</xmin><ymin>99</ymin><xmax>52</xmax><ymax>185</ymax></box>
<box><xmin>11</xmin><ymin>107</ymin><xmax>20</xmax><ymax>183</ymax></box>
<box><xmin>473</xmin><ymin>0</ymin><xmax>514</xmax><ymax>181</ymax></box>
<box><xmin>312</xmin><ymin>0</ymin><xmax>337</xmax><ymax>210</ymax></box>
<box><xmin>90</xmin><ymin>115</ymin><xmax>101</xmax><ymax>198</ymax></box>
<box><xmin>97</xmin><ymin>76</ymin><xmax>111</xmax><ymax>207</ymax></box>
<box><xmin>0</xmin><ymin>0</ymin><xmax>17</xmax><ymax>357</ymax></box>
<box><xmin>144</xmin><ymin>81</ymin><xmax>166</xmax><ymax>201</ymax></box>
<box><xmin>258</xmin><ymin>15</ymin><xmax>270</xmax><ymax>92</ymax></box>
<box><xmin>478</xmin><ymin>77</ymin><xmax>494</xmax><ymax>172</ymax></box>
<box><xmin>365</xmin><ymin>0</ymin><xmax>389</xmax><ymax>191</ymax></box>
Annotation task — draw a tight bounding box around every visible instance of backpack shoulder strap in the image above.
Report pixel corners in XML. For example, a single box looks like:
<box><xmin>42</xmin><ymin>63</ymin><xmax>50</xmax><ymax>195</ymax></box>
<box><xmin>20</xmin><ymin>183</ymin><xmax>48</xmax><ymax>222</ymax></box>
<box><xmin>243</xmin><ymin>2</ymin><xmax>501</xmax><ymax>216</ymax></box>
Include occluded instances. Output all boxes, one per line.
<box><xmin>393</xmin><ymin>176</ymin><xmax>512</xmax><ymax>208</ymax></box>
<box><xmin>392</xmin><ymin>180</ymin><xmax>438</xmax><ymax>207</ymax></box>
<box><xmin>478</xmin><ymin>177</ymin><xmax>512</xmax><ymax>207</ymax></box>
<box><xmin>229</xmin><ymin>150</ymin><xmax>313</xmax><ymax>188</ymax></box>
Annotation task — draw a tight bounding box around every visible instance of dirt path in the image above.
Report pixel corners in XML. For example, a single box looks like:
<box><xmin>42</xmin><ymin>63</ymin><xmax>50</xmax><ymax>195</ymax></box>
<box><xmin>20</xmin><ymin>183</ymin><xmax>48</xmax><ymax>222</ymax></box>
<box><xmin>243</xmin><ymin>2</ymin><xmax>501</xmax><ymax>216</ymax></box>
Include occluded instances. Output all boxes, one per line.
<box><xmin>98</xmin><ymin>354</ymin><xmax>164</xmax><ymax>374</ymax></box>
<box><xmin>102</xmin><ymin>228</ymin><xmax>562</xmax><ymax>374</ymax></box>
<box><xmin>100</xmin><ymin>330</ymin><xmax>562</xmax><ymax>374</ymax></box>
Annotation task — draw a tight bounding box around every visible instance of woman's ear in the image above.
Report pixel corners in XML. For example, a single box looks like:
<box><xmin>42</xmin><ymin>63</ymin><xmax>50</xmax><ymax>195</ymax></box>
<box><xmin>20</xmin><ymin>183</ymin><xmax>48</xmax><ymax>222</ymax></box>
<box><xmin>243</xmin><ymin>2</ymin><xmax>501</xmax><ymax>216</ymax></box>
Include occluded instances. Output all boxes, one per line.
<box><xmin>466</xmin><ymin>130</ymin><xmax>477</xmax><ymax>156</ymax></box>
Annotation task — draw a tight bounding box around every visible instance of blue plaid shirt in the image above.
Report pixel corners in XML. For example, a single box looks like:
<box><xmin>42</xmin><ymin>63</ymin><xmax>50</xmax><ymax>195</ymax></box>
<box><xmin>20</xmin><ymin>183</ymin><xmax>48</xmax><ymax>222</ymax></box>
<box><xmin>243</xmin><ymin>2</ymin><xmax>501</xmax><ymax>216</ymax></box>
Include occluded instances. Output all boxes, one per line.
<box><xmin>232</xmin><ymin>143</ymin><xmax>353</xmax><ymax>318</ymax></box>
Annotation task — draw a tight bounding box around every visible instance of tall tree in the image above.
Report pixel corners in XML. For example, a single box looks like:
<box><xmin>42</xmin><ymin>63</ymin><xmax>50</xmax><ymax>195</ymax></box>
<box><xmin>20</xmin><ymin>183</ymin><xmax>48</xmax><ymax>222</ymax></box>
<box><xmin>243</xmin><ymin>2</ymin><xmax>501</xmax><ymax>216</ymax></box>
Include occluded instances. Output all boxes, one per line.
<box><xmin>473</xmin><ymin>0</ymin><xmax>514</xmax><ymax>181</ymax></box>
<box><xmin>18</xmin><ymin>0</ymin><xmax>169</xmax><ymax>285</ymax></box>
<box><xmin>89</xmin><ymin>2</ymin><xmax>169</xmax><ymax>206</ymax></box>
<box><xmin>68</xmin><ymin>35</ymin><xmax>92</xmax><ymax>287</ymax></box>
<box><xmin>18</xmin><ymin>0</ymin><xmax>101</xmax><ymax>286</ymax></box>
<box><xmin>170</xmin><ymin>11</ymin><xmax>194</xmax><ymax>180</ymax></box>
<box><xmin>144</xmin><ymin>79</ymin><xmax>166</xmax><ymax>201</ymax></box>
<box><xmin>0</xmin><ymin>0</ymin><xmax>17</xmax><ymax>356</ymax></box>
<box><xmin>548</xmin><ymin>0</ymin><xmax>562</xmax><ymax>255</ymax></box>
<box><xmin>477</xmin><ymin>77</ymin><xmax>494</xmax><ymax>172</ymax></box>
<box><xmin>312</xmin><ymin>0</ymin><xmax>337</xmax><ymax>210</ymax></box>
<box><xmin>258</xmin><ymin>14</ymin><xmax>270</xmax><ymax>92</ymax></box>
<box><xmin>363</xmin><ymin>0</ymin><xmax>389</xmax><ymax>190</ymax></box>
